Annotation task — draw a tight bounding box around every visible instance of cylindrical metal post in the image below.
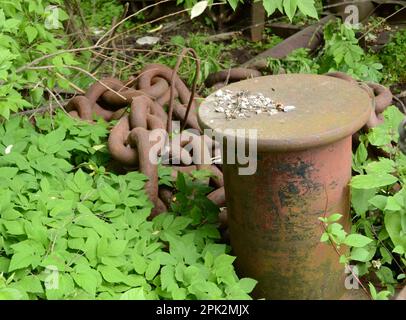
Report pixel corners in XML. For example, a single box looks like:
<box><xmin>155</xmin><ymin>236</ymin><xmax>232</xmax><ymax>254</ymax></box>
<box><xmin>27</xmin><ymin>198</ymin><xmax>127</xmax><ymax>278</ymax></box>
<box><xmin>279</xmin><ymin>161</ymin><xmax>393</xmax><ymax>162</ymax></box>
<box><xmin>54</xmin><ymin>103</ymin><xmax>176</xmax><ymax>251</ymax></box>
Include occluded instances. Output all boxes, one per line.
<box><xmin>198</xmin><ymin>74</ymin><xmax>372</xmax><ymax>299</ymax></box>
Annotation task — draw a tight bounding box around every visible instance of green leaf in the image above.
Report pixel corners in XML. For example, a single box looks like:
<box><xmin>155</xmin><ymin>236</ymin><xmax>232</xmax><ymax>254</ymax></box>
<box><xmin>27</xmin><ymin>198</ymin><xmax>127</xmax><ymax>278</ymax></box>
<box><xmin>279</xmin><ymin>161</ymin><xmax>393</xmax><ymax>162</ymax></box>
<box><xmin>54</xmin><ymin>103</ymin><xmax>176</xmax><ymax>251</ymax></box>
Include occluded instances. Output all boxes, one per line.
<box><xmin>0</xmin><ymin>167</ymin><xmax>18</xmax><ymax>179</ymax></box>
<box><xmin>24</xmin><ymin>25</ymin><xmax>38</xmax><ymax>43</ymax></box>
<box><xmin>96</xmin><ymin>237</ymin><xmax>109</xmax><ymax>258</ymax></box>
<box><xmin>76</xmin><ymin>212</ymin><xmax>115</xmax><ymax>238</ymax></box>
<box><xmin>385</xmin><ymin>212</ymin><xmax>406</xmax><ymax>249</ymax></box>
<box><xmin>350</xmin><ymin>247</ymin><xmax>371</xmax><ymax>262</ymax></box>
<box><xmin>353</xmin><ymin>142</ymin><xmax>368</xmax><ymax>172</ymax></box>
<box><xmin>0</xmin><ymin>288</ymin><xmax>24</xmax><ymax>300</ymax></box>
<box><xmin>350</xmin><ymin>173</ymin><xmax>397</xmax><ymax>189</ymax></box>
<box><xmin>283</xmin><ymin>0</ymin><xmax>298</xmax><ymax>22</ymax></box>
<box><xmin>160</xmin><ymin>265</ymin><xmax>178</xmax><ymax>292</ymax></box>
<box><xmin>149</xmin><ymin>251</ymin><xmax>177</xmax><ymax>266</ymax></box>
<box><xmin>227</xmin><ymin>0</ymin><xmax>240</xmax><ymax>11</ymax></box>
<box><xmin>190</xmin><ymin>1</ymin><xmax>208</xmax><ymax>19</ymax></box>
<box><xmin>368</xmin><ymin>106</ymin><xmax>403</xmax><ymax>147</ymax></box>
<box><xmin>376</xmin><ymin>266</ymin><xmax>396</xmax><ymax>284</ymax></box>
<box><xmin>368</xmin><ymin>195</ymin><xmax>387</xmax><ymax>211</ymax></box>
<box><xmin>364</xmin><ymin>158</ymin><xmax>395</xmax><ymax>175</ymax></box>
<box><xmin>73</xmin><ymin>169</ymin><xmax>92</xmax><ymax>193</ymax></box>
<box><xmin>393</xmin><ymin>245</ymin><xmax>405</xmax><ymax>254</ymax></box>
<box><xmin>101</xmin><ymin>256</ymin><xmax>126</xmax><ymax>268</ymax></box>
<box><xmin>263</xmin><ymin>0</ymin><xmax>280</xmax><ymax>16</ymax></box>
<box><xmin>351</xmin><ymin>188</ymin><xmax>377</xmax><ymax>217</ymax></box>
<box><xmin>72</xmin><ymin>266</ymin><xmax>100</xmax><ymax>296</ymax></box>
<box><xmin>145</xmin><ymin>259</ymin><xmax>160</xmax><ymax>281</ymax></box>
<box><xmin>67</xmin><ymin>238</ymin><xmax>85</xmax><ymax>250</ymax></box>
<box><xmin>379</xmin><ymin>247</ymin><xmax>393</xmax><ymax>264</ymax></box>
<box><xmin>3</xmin><ymin>220</ymin><xmax>25</xmax><ymax>235</ymax></box>
<box><xmin>297</xmin><ymin>0</ymin><xmax>318</xmax><ymax>19</ymax></box>
<box><xmin>18</xmin><ymin>275</ymin><xmax>43</xmax><ymax>293</ymax></box>
<box><xmin>109</xmin><ymin>240</ymin><xmax>128</xmax><ymax>257</ymax></box>
<box><xmin>120</xmin><ymin>287</ymin><xmax>146</xmax><ymax>300</ymax></box>
<box><xmin>385</xmin><ymin>196</ymin><xmax>403</xmax><ymax>211</ymax></box>
<box><xmin>0</xmin><ymin>257</ymin><xmax>10</xmax><ymax>273</ymax></box>
<box><xmin>99</xmin><ymin>184</ymin><xmax>121</xmax><ymax>205</ymax></box>
<box><xmin>320</xmin><ymin>232</ymin><xmax>329</xmax><ymax>243</ymax></box>
<box><xmin>238</xmin><ymin>278</ymin><xmax>257</xmax><ymax>293</ymax></box>
<box><xmin>98</xmin><ymin>265</ymin><xmax>126</xmax><ymax>283</ymax></box>
<box><xmin>132</xmin><ymin>253</ymin><xmax>147</xmax><ymax>275</ymax></box>
<box><xmin>9</xmin><ymin>252</ymin><xmax>33</xmax><ymax>272</ymax></box>
<box><xmin>368</xmin><ymin>282</ymin><xmax>377</xmax><ymax>299</ymax></box>
<box><xmin>344</xmin><ymin>234</ymin><xmax>373</xmax><ymax>248</ymax></box>
<box><xmin>327</xmin><ymin>213</ymin><xmax>343</xmax><ymax>223</ymax></box>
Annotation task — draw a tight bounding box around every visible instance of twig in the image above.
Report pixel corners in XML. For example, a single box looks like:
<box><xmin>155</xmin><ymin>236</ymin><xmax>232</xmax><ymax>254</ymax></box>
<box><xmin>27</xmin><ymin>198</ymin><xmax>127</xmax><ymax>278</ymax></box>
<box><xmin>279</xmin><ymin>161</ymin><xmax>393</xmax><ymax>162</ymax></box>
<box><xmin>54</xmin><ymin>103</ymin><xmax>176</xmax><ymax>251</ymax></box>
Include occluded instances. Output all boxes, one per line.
<box><xmin>25</xmin><ymin>65</ymin><xmax>126</xmax><ymax>100</ymax></box>
<box><xmin>100</xmin><ymin>2</ymin><xmax>225</xmax><ymax>48</ymax></box>
<box><xmin>95</xmin><ymin>0</ymin><xmax>172</xmax><ymax>47</ymax></box>
<box><xmin>55</xmin><ymin>72</ymin><xmax>85</xmax><ymax>94</ymax></box>
<box><xmin>204</xmin><ymin>31</ymin><xmax>242</xmax><ymax>43</ymax></box>
<box><xmin>90</xmin><ymin>3</ymin><xmax>129</xmax><ymax>75</ymax></box>
<box><xmin>15</xmin><ymin>106</ymin><xmax>49</xmax><ymax>116</ymax></box>
<box><xmin>14</xmin><ymin>46</ymin><xmax>96</xmax><ymax>74</ymax></box>
<box><xmin>368</xmin><ymin>223</ymin><xmax>405</xmax><ymax>274</ymax></box>
<box><xmin>359</xmin><ymin>4</ymin><xmax>406</xmax><ymax>41</ymax></box>
<box><xmin>167</xmin><ymin>48</ymin><xmax>200</xmax><ymax>134</ymax></box>
<box><xmin>393</xmin><ymin>95</ymin><xmax>406</xmax><ymax>114</ymax></box>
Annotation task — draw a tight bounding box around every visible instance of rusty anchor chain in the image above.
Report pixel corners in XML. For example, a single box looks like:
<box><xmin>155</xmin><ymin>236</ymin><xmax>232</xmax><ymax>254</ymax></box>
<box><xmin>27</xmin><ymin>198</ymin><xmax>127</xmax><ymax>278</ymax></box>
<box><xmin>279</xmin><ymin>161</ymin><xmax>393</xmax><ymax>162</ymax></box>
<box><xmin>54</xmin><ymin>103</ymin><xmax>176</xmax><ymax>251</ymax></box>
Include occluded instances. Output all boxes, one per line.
<box><xmin>66</xmin><ymin>49</ymin><xmax>224</xmax><ymax>218</ymax></box>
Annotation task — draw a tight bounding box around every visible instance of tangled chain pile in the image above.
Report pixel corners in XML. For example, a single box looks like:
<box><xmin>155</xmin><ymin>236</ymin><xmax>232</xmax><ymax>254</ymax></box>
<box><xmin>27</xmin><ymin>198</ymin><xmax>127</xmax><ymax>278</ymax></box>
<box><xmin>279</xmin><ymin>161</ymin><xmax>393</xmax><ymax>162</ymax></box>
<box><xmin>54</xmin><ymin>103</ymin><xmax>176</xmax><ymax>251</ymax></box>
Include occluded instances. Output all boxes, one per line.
<box><xmin>66</xmin><ymin>49</ymin><xmax>226</xmax><ymax>218</ymax></box>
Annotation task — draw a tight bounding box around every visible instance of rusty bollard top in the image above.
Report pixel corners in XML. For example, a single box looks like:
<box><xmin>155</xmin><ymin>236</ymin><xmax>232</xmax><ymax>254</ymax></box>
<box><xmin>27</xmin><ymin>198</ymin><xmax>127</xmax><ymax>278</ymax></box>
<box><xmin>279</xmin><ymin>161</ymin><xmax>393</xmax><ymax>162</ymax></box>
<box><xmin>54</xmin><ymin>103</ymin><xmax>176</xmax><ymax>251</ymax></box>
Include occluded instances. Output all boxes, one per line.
<box><xmin>198</xmin><ymin>74</ymin><xmax>372</xmax><ymax>151</ymax></box>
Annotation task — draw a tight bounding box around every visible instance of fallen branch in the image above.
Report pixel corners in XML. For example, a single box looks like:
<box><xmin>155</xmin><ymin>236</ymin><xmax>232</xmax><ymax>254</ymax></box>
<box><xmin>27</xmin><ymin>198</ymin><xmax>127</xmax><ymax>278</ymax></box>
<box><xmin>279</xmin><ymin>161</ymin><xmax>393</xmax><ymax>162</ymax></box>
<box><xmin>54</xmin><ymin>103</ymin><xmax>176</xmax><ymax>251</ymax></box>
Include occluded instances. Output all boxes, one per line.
<box><xmin>241</xmin><ymin>15</ymin><xmax>335</xmax><ymax>70</ymax></box>
<box><xmin>204</xmin><ymin>31</ymin><xmax>242</xmax><ymax>43</ymax></box>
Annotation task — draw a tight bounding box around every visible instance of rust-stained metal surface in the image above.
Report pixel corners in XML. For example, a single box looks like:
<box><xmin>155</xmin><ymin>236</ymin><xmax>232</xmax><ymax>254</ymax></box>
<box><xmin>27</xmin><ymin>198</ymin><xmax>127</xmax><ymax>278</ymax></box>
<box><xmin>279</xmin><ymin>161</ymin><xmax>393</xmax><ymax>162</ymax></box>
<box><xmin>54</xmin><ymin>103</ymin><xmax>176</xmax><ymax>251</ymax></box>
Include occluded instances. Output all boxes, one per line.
<box><xmin>197</xmin><ymin>74</ymin><xmax>372</xmax><ymax>299</ymax></box>
<box><xmin>198</xmin><ymin>74</ymin><xmax>372</xmax><ymax>152</ymax></box>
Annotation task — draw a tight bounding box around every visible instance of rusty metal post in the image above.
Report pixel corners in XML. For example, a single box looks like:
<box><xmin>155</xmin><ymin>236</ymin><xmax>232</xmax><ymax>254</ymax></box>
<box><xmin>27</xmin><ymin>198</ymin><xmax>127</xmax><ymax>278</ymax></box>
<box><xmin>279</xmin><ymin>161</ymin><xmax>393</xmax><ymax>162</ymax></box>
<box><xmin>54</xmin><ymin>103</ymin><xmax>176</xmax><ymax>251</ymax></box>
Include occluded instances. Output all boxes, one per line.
<box><xmin>250</xmin><ymin>2</ymin><xmax>265</xmax><ymax>41</ymax></box>
<box><xmin>198</xmin><ymin>74</ymin><xmax>372</xmax><ymax>299</ymax></box>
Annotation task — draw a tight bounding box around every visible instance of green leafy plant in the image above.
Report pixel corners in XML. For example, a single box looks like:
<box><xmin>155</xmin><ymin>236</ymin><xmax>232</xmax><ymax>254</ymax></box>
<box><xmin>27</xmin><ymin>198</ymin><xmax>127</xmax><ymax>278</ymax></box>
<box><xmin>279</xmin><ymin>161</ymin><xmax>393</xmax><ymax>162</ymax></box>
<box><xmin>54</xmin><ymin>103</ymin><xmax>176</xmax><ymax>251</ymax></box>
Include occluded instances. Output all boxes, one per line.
<box><xmin>267</xmin><ymin>48</ymin><xmax>319</xmax><ymax>74</ymax></box>
<box><xmin>0</xmin><ymin>0</ymin><xmax>86</xmax><ymax>118</ymax></box>
<box><xmin>318</xmin><ymin>20</ymin><xmax>383</xmax><ymax>83</ymax></box>
<box><xmin>0</xmin><ymin>112</ymin><xmax>257</xmax><ymax>300</ymax></box>
<box><xmin>186</xmin><ymin>0</ymin><xmax>319</xmax><ymax>22</ymax></box>
<box><xmin>80</xmin><ymin>0</ymin><xmax>132</xmax><ymax>29</ymax></box>
<box><xmin>379</xmin><ymin>28</ymin><xmax>406</xmax><ymax>85</ymax></box>
<box><xmin>267</xmin><ymin>20</ymin><xmax>383</xmax><ymax>83</ymax></box>
<box><xmin>320</xmin><ymin>106</ymin><xmax>406</xmax><ymax>300</ymax></box>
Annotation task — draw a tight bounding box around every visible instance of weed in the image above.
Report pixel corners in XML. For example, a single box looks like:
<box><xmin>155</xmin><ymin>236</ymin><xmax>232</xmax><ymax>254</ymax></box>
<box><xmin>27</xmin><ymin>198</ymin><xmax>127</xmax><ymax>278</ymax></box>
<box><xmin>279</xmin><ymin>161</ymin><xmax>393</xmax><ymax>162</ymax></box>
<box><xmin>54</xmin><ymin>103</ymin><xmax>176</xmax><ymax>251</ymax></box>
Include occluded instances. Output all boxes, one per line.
<box><xmin>321</xmin><ymin>106</ymin><xmax>406</xmax><ymax>300</ymax></box>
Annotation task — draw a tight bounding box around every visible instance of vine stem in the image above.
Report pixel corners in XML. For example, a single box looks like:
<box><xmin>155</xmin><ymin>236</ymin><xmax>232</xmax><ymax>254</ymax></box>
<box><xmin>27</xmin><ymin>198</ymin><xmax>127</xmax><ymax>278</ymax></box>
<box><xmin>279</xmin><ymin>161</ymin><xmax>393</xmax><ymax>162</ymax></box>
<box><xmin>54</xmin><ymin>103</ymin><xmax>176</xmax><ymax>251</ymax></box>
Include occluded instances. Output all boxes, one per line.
<box><xmin>24</xmin><ymin>65</ymin><xmax>126</xmax><ymax>100</ymax></box>
<box><xmin>167</xmin><ymin>48</ymin><xmax>200</xmax><ymax>134</ymax></box>
<box><xmin>320</xmin><ymin>184</ymin><xmax>372</xmax><ymax>299</ymax></box>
